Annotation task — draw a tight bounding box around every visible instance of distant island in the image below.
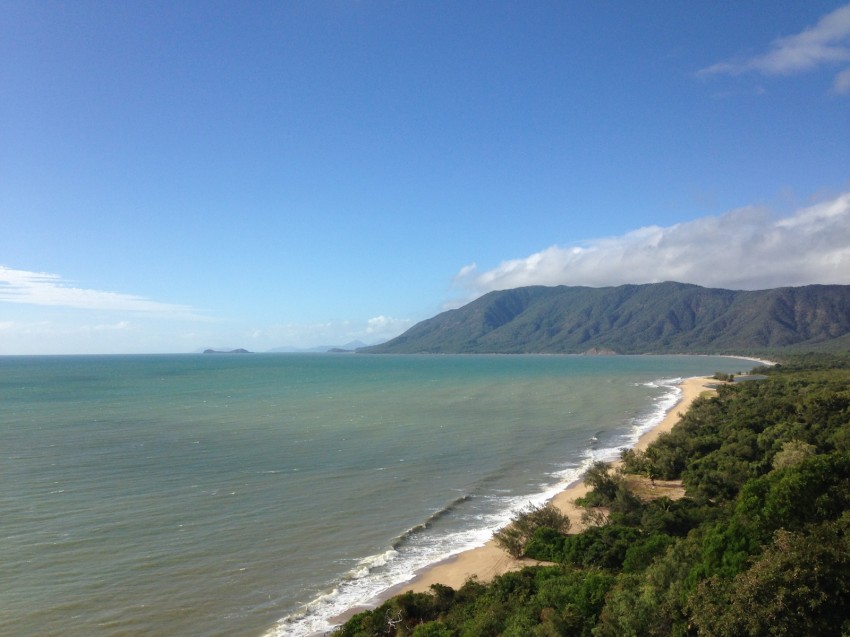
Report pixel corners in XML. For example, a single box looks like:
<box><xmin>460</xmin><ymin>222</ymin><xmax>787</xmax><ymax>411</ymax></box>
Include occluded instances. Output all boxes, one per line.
<box><xmin>202</xmin><ymin>348</ymin><xmax>252</xmax><ymax>354</ymax></box>
<box><xmin>360</xmin><ymin>281</ymin><xmax>850</xmax><ymax>355</ymax></box>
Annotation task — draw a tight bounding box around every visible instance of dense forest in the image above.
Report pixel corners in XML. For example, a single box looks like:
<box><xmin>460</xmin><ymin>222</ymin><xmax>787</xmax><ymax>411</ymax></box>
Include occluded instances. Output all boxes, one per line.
<box><xmin>335</xmin><ymin>353</ymin><xmax>850</xmax><ymax>636</ymax></box>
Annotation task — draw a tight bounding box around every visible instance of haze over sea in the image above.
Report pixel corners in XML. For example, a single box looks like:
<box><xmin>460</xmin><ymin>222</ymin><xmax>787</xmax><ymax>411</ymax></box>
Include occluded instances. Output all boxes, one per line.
<box><xmin>1</xmin><ymin>353</ymin><xmax>756</xmax><ymax>636</ymax></box>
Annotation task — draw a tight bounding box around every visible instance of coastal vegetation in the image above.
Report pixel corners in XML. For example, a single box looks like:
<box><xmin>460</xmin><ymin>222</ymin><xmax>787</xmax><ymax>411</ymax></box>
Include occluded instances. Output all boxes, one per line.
<box><xmin>335</xmin><ymin>353</ymin><xmax>850</xmax><ymax>636</ymax></box>
<box><xmin>360</xmin><ymin>282</ymin><xmax>850</xmax><ymax>355</ymax></box>
<box><xmin>493</xmin><ymin>503</ymin><xmax>571</xmax><ymax>558</ymax></box>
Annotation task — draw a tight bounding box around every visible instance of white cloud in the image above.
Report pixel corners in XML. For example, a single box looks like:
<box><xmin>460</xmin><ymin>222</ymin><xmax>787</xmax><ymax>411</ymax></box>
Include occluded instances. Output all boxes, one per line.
<box><xmin>90</xmin><ymin>320</ymin><xmax>133</xmax><ymax>331</ymax></box>
<box><xmin>456</xmin><ymin>263</ymin><xmax>478</xmax><ymax>279</ymax></box>
<box><xmin>0</xmin><ymin>318</ymin><xmax>143</xmax><ymax>355</ymax></box>
<box><xmin>834</xmin><ymin>66</ymin><xmax>850</xmax><ymax>93</ymax></box>
<box><xmin>454</xmin><ymin>192</ymin><xmax>850</xmax><ymax>300</ymax></box>
<box><xmin>698</xmin><ymin>3</ymin><xmax>850</xmax><ymax>90</ymax></box>
<box><xmin>244</xmin><ymin>316</ymin><xmax>413</xmax><ymax>350</ymax></box>
<box><xmin>366</xmin><ymin>315</ymin><xmax>412</xmax><ymax>335</ymax></box>
<box><xmin>0</xmin><ymin>266</ymin><xmax>206</xmax><ymax>318</ymax></box>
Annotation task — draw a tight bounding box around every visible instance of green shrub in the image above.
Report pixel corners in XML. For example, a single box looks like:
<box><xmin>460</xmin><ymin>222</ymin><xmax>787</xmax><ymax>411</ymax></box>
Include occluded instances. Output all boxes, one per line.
<box><xmin>689</xmin><ymin>516</ymin><xmax>850</xmax><ymax>636</ymax></box>
<box><xmin>411</xmin><ymin>622</ymin><xmax>454</xmax><ymax>637</ymax></box>
<box><xmin>523</xmin><ymin>526</ymin><xmax>567</xmax><ymax>562</ymax></box>
<box><xmin>493</xmin><ymin>502</ymin><xmax>571</xmax><ymax>558</ymax></box>
<box><xmin>771</xmin><ymin>439</ymin><xmax>816</xmax><ymax>470</ymax></box>
<box><xmin>560</xmin><ymin>525</ymin><xmax>642</xmax><ymax>569</ymax></box>
<box><xmin>640</xmin><ymin>496</ymin><xmax>709</xmax><ymax>536</ymax></box>
<box><xmin>622</xmin><ymin>533</ymin><xmax>675</xmax><ymax>573</ymax></box>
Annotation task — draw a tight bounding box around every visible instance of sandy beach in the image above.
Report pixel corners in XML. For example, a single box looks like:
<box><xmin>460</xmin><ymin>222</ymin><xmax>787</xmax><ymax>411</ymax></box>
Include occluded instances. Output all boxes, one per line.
<box><xmin>392</xmin><ymin>375</ymin><xmax>715</xmax><ymax>594</ymax></box>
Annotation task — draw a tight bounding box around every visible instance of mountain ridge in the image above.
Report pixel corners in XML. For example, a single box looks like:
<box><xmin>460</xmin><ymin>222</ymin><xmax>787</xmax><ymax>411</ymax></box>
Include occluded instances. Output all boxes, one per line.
<box><xmin>360</xmin><ymin>282</ymin><xmax>850</xmax><ymax>355</ymax></box>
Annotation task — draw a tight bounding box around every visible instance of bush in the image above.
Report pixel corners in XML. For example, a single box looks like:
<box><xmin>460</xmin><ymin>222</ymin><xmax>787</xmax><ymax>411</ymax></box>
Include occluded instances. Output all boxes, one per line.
<box><xmin>640</xmin><ymin>496</ymin><xmax>708</xmax><ymax>536</ymax></box>
<box><xmin>622</xmin><ymin>533</ymin><xmax>674</xmax><ymax>573</ymax></box>
<box><xmin>493</xmin><ymin>502</ymin><xmax>571</xmax><ymax>558</ymax></box>
<box><xmin>411</xmin><ymin>622</ymin><xmax>454</xmax><ymax>637</ymax></box>
<box><xmin>620</xmin><ymin>448</ymin><xmax>652</xmax><ymax>477</ymax></box>
<box><xmin>560</xmin><ymin>525</ymin><xmax>642</xmax><ymax>569</ymax></box>
<box><xmin>689</xmin><ymin>517</ymin><xmax>850</xmax><ymax>636</ymax></box>
<box><xmin>772</xmin><ymin>439</ymin><xmax>816</xmax><ymax>470</ymax></box>
<box><xmin>581</xmin><ymin>461</ymin><xmax>620</xmax><ymax>504</ymax></box>
<box><xmin>524</xmin><ymin>526</ymin><xmax>567</xmax><ymax>562</ymax></box>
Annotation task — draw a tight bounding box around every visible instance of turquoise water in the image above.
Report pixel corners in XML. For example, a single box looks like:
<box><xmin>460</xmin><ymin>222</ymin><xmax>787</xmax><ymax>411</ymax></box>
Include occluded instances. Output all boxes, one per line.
<box><xmin>0</xmin><ymin>354</ymin><xmax>755</xmax><ymax>636</ymax></box>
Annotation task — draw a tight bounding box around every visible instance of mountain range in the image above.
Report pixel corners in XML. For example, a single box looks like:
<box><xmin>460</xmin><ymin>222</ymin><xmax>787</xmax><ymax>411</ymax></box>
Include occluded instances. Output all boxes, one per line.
<box><xmin>360</xmin><ymin>282</ymin><xmax>850</xmax><ymax>355</ymax></box>
<box><xmin>268</xmin><ymin>340</ymin><xmax>370</xmax><ymax>353</ymax></box>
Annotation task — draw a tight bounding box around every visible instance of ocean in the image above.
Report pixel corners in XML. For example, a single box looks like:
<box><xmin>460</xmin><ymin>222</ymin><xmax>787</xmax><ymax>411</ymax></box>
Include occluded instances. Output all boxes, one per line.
<box><xmin>0</xmin><ymin>353</ymin><xmax>755</xmax><ymax>636</ymax></box>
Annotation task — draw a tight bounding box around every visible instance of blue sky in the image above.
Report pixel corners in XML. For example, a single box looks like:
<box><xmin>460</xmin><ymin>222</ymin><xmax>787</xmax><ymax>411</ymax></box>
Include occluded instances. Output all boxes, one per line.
<box><xmin>2</xmin><ymin>1</ymin><xmax>850</xmax><ymax>354</ymax></box>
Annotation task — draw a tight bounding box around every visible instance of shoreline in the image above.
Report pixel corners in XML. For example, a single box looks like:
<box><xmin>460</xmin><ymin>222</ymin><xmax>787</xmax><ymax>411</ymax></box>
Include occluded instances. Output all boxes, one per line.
<box><xmin>328</xmin><ymin>375</ymin><xmax>716</xmax><ymax>626</ymax></box>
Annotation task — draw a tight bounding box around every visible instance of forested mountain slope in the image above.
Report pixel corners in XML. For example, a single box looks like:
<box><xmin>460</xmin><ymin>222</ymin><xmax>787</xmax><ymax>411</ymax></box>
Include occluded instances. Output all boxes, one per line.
<box><xmin>362</xmin><ymin>282</ymin><xmax>850</xmax><ymax>354</ymax></box>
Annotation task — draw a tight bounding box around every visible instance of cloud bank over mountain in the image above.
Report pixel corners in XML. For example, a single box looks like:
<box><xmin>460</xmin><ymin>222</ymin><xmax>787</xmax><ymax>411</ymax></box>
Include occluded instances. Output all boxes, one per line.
<box><xmin>453</xmin><ymin>192</ymin><xmax>850</xmax><ymax>303</ymax></box>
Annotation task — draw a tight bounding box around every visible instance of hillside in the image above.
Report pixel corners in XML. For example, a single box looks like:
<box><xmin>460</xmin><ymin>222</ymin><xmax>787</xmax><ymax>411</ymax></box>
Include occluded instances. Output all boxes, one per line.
<box><xmin>361</xmin><ymin>282</ymin><xmax>850</xmax><ymax>354</ymax></box>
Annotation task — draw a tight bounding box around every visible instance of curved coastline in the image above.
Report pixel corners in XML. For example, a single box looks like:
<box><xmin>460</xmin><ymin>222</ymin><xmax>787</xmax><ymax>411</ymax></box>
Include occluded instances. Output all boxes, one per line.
<box><xmin>397</xmin><ymin>376</ymin><xmax>712</xmax><ymax>594</ymax></box>
<box><xmin>320</xmin><ymin>375</ymin><xmax>717</xmax><ymax>633</ymax></box>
